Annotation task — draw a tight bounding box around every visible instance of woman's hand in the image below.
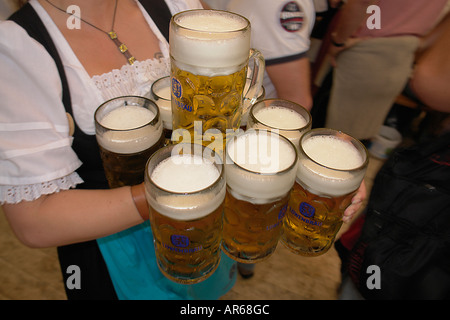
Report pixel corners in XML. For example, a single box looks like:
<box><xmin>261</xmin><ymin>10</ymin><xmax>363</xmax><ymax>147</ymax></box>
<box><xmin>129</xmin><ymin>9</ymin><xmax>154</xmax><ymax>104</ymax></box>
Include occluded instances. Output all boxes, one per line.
<box><xmin>343</xmin><ymin>180</ymin><xmax>367</xmax><ymax>223</ymax></box>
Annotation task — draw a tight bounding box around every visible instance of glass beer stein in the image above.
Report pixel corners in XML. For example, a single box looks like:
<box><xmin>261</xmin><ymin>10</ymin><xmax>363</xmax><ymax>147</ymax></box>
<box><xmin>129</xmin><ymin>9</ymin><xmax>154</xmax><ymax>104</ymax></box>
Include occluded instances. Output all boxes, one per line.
<box><xmin>169</xmin><ymin>9</ymin><xmax>265</xmax><ymax>152</ymax></box>
<box><xmin>222</xmin><ymin>129</ymin><xmax>298</xmax><ymax>263</ymax></box>
<box><xmin>240</xmin><ymin>78</ymin><xmax>265</xmax><ymax>129</ymax></box>
<box><xmin>94</xmin><ymin>96</ymin><xmax>165</xmax><ymax>188</ymax></box>
<box><xmin>281</xmin><ymin>128</ymin><xmax>369</xmax><ymax>257</ymax></box>
<box><xmin>150</xmin><ymin>76</ymin><xmax>172</xmax><ymax>144</ymax></box>
<box><xmin>247</xmin><ymin>98</ymin><xmax>311</xmax><ymax>150</ymax></box>
<box><xmin>144</xmin><ymin>143</ymin><xmax>225</xmax><ymax>284</ymax></box>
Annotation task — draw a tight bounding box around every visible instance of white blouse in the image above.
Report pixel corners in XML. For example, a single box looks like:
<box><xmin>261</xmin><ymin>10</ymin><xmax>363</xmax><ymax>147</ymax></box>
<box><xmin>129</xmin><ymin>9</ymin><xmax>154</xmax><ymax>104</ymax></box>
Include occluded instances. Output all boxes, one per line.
<box><xmin>0</xmin><ymin>0</ymin><xmax>203</xmax><ymax>204</ymax></box>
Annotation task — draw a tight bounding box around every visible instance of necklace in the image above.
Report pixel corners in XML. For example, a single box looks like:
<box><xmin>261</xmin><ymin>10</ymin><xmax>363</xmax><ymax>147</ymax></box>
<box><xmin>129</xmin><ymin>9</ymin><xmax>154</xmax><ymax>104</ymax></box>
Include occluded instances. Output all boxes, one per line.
<box><xmin>45</xmin><ymin>0</ymin><xmax>136</xmax><ymax>65</ymax></box>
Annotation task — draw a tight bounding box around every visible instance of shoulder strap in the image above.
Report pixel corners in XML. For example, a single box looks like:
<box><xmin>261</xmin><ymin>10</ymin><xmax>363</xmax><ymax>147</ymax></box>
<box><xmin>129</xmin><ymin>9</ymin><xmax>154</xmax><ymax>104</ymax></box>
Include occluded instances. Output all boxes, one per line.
<box><xmin>9</xmin><ymin>3</ymin><xmax>73</xmax><ymax>115</ymax></box>
<box><xmin>138</xmin><ymin>0</ymin><xmax>172</xmax><ymax>42</ymax></box>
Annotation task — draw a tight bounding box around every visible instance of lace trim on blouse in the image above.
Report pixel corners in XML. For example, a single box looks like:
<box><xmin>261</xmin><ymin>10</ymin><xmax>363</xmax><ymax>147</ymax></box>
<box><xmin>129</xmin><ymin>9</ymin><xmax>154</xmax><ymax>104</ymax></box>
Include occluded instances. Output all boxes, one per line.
<box><xmin>92</xmin><ymin>58</ymin><xmax>170</xmax><ymax>100</ymax></box>
<box><xmin>1</xmin><ymin>172</ymin><xmax>83</xmax><ymax>204</ymax></box>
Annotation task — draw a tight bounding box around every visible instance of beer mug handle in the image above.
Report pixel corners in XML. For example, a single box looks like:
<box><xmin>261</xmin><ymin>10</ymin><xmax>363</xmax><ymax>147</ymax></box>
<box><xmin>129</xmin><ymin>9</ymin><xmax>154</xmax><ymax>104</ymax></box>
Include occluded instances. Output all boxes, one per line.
<box><xmin>242</xmin><ymin>48</ymin><xmax>266</xmax><ymax>115</ymax></box>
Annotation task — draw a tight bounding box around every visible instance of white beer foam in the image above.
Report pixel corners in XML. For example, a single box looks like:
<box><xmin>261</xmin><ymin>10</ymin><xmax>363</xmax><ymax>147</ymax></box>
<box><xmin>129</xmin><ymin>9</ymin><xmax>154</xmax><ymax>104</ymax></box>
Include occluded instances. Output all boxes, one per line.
<box><xmin>297</xmin><ymin>135</ymin><xmax>365</xmax><ymax>196</ymax></box>
<box><xmin>251</xmin><ymin>106</ymin><xmax>308</xmax><ymax>148</ymax></box>
<box><xmin>154</xmin><ymin>85</ymin><xmax>171</xmax><ymax>100</ymax></box>
<box><xmin>149</xmin><ymin>154</ymin><xmax>225</xmax><ymax>221</ymax></box>
<box><xmin>225</xmin><ymin>130</ymin><xmax>297</xmax><ymax>203</ymax></box>
<box><xmin>254</xmin><ymin>106</ymin><xmax>307</xmax><ymax>130</ymax></box>
<box><xmin>170</xmin><ymin>11</ymin><xmax>250</xmax><ymax>76</ymax></box>
<box><xmin>96</xmin><ymin>105</ymin><xmax>162</xmax><ymax>154</ymax></box>
<box><xmin>153</xmin><ymin>85</ymin><xmax>172</xmax><ymax>130</ymax></box>
<box><xmin>152</xmin><ymin>154</ymin><xmax>219</xmax><ymax>192</ymax></box>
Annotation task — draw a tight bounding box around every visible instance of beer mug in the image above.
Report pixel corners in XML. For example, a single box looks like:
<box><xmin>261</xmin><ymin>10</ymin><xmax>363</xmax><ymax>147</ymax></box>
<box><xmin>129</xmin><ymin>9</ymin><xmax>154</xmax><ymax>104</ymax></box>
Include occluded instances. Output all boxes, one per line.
<box><xmin>281</xmin><ymin>128</ymin><xmax>369</xmax><ymax>257</ymax></box>
<box><xmin>247</xmin><ymin>99</ymin><xmax>311</xmax><ymax>150</ymax></box>
<box><xmin>144</xmin><ymin>143</ymin><xmax>225</xmax><ymax>284</ymax></box>
<box><xmin>169</xmin><ymin>9</ymin><xmax>265</xmax><ymax>150</ymax></box>
<box><xmin>150</xmin><ymin>76</ymin><xmax>172</xmax><ymax>143</ymax></box>
<box><xmin>94</xmin><ymin>96</ymin><xmax>165</xmax><ymax>188</ymax></box>
<box><xmin>222</xmin><ymin>129</ymin><xmax>298</xmax><ymax>263</ymax></box>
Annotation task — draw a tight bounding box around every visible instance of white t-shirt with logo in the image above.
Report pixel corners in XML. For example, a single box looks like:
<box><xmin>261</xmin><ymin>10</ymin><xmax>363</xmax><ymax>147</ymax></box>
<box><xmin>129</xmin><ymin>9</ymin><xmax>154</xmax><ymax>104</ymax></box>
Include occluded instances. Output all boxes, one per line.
<box><xmin>227</xmin><ymin>0</ymin><xmax>315</xmax><ymax>98</ymax></box>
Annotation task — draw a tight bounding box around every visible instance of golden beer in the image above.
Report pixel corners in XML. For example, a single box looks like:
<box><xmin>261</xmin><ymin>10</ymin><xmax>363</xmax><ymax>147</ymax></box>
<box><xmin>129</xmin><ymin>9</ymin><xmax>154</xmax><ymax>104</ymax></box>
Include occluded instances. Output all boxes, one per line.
<box><xmin>144</xmin><ymin>144</ymin><xmax>225</xmax><ymax>284</ymax></box>
<box><xmin>95</xmin><ymin>96</ymin><xmax>164</xmax><ymax>188</ymax></box>
<box><xmin>281</xmin><ymin>129</ymin><xmax>368</xmax><ymax>256</ymax></box>
<box><xmin>169</xmin><ymin>10</ymin><xmax>265</xmax><ymax>151</ymax></box>
<box><xmin>171</xmin><ymin>64</ymin><xmax>247</xmax><ymax>143</ymax></box>
<box><xmin>224</xmin><ymin>189</ymin><xmax>290</xmax><ymax>263</ymax></box>
<box><xmin>284</xmin><ymin>182</ymin><xmax>356</xmax><ymax>256</ymax></box>
<box><xmin>222</xmin><ymin>130</ymin><xmax>298</xmax><ymax>263</ymax></box>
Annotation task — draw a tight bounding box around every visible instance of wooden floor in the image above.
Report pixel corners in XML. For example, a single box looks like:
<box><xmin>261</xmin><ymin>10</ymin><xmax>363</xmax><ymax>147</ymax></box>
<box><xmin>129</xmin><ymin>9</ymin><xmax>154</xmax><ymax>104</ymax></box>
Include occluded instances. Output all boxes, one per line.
<box><xmin>0</xmin><ymin>156</ymin><xmax>385</xmax><ymax>300</ymax></box>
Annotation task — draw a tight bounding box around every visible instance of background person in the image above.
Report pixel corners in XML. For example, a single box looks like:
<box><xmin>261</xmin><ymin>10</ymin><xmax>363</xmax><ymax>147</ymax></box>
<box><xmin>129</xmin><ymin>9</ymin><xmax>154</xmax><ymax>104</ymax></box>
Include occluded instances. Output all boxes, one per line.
<box><xmin>324</xmin><ymin>0</ymin><xmax>448</xmax><ymax>143</ymax></box>
<box><xmin>226</xmin><ymin>0</ymin><xmax>316</xmax><ymax>110</ymax></box>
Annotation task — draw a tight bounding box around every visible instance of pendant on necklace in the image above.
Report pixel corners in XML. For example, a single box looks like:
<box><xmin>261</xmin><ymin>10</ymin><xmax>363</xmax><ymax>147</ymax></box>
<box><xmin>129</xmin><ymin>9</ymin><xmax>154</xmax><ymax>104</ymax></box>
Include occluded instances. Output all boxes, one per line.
<box><xmin>108</xmin><ymin>31</ymin><xmax>117</xmax><ymax>39</ymax></box>
<box><xmin>108</xmin><ymin>31</ymin><xmax>136</xmax><ymax>65</ymax></box>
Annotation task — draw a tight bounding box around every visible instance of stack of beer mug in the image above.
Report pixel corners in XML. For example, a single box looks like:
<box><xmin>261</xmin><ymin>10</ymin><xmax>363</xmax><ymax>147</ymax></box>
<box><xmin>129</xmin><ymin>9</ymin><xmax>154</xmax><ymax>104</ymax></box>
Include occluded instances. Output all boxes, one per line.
<box><xmin>94</xmin><ymin>9</ymin><xmax>369</xmax><ymax>285</ymax></box>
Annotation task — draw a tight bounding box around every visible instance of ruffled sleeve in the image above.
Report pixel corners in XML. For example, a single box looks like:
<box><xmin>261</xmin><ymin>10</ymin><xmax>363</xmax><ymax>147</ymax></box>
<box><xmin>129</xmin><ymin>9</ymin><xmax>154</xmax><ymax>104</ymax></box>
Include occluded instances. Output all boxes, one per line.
<box><xmin>0</xmin><ymin>20</ymin><xmax>83</xmax><ymax>204</ymax></box>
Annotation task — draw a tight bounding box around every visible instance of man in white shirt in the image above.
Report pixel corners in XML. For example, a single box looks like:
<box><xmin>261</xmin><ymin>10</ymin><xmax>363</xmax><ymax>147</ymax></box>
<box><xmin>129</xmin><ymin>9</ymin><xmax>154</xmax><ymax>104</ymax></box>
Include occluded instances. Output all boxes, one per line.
<box><xmin>226</xmin><ymin>0</ymin><xmax>316</xmax><ymax>109</ymax></box>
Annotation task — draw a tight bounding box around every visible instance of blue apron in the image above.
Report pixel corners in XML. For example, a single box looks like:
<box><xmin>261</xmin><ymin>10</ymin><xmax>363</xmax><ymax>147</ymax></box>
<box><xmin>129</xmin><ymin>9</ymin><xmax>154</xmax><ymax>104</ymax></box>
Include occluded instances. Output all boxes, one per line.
<box><xmin>97</xmin><ymin>222</ymin><xmax>236</xmax><ymax>300</ymax></box>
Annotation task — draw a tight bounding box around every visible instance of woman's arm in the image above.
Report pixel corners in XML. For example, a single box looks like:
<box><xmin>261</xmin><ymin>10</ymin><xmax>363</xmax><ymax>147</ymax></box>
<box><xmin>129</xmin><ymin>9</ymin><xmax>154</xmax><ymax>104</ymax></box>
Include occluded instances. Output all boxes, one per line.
<box><xmin>2</xmin><ymin>186</ymin><xmax>144</xmax><ymax>248</ymax></box>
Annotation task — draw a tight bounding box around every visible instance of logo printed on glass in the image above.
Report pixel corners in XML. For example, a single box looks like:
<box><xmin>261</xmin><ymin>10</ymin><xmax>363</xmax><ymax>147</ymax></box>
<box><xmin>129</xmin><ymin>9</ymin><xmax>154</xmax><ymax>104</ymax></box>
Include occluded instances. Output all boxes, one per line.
<box><xmin>171</xmin><ymin>77</ymin><xmax>182</xmax><ymax>99</ymax></box>
<box><xmin>171</xmin><ymin>234</ymin><xmax>190</xmax><ymax>248</ymax></box>
<box><xmin>279</xmin><ymin>204</ymin><xmax>288</xmax><ymax>220</ymax></box>
<box><xmin>299</xmin><ymin>202</ymin><xmax>315</xmax><ymax>218</ymax></box>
